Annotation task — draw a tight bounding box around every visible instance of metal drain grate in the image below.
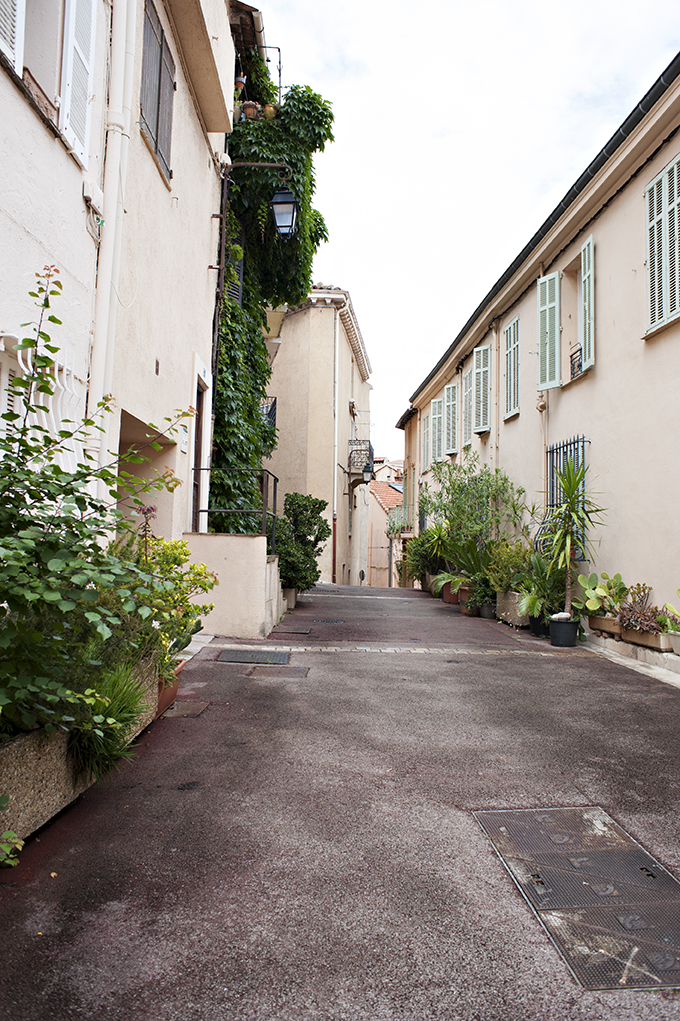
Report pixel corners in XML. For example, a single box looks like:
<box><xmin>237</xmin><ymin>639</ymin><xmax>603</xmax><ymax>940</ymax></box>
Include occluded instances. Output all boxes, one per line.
<box><xmin>313</xmin><ymin>619</ymin><xmax>344</xmax><ymax>624</ymax></box>
<box><xmin>474</xmin><ymin>806</ymin><xmax>680</xmax><ymax>990</ymax></box>
<box><xmin>272</xmin><ymin>627</ymin><xmax>311</xmax><ymax>634</ymax></box>
<box><xmin>217</xmin><ymin>649</ymin><xmax>289</xmax><ymax>665</ymax></box>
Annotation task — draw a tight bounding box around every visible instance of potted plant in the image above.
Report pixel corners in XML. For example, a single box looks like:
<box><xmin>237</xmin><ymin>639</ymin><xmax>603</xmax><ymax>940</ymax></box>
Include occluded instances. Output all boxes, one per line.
<box><xmin>466</xmin><ymin>574</ymin><xmax>497</xmax><ymax>618</ymax></box>
<box><xmin>487</xmin><ymin>539</ymin><xmax>530</xmax><ymax>626</ymax></box>
<box><xmin>518</xmin><ymin>551</ymin><xmax>567</xmax><ymax>637</ymax></box>
<box><xmin>663</xmin><ymin>591</ymin><xmax>680</xmax><ymax>654</ymax></box>
<box><xmin>542</xmin><ymin>459</ymin><xmax>604</xmax><ymax>647</ymax></box>
<box><xmin>616</xmin><ymin>583</ymin><xmax>674</xmax><ymax>651</ymax></box>
<box><xmin>573</xmin><ymin>572</ymin><xmax>628</xmax><ymax>637</ymax></box>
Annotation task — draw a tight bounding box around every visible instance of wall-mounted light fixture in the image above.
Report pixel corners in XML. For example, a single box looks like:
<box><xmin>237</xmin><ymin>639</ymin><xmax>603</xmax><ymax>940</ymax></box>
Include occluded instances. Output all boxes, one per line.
<box><xmin>269</xmin><ymin>187</ymin><xmax>298</xmax><ymax>239</ymax></box>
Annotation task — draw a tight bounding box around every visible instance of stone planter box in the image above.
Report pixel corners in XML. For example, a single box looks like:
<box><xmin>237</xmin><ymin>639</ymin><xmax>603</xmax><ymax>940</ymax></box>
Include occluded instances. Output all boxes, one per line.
<box><xmin>496</xmin><ymin>591</ymin><xmax>529</xmax><ymax>627</ymax></box>
<box><xmin>668</xmin><ymin>631</ymin><xmax>680</xmax><ymax>655</ymax></box>
<box><xmin>588</xmin><ymin>615</ymin><xmax>622</xmax><ymax>637</ymax></box>
<box><xmin>622</xmin><ymin>629</ymin><xmax>673</xmax><ymax>652</ymax></box>
<box><xmin>283</xmin><ymin>587</ymin><xmax>297</xmax><ymax>610</ymax></box>
<box><xmin>0</xmin><ymin>663</ymin><xmax>158</xmax><ymax>841</ymax></box>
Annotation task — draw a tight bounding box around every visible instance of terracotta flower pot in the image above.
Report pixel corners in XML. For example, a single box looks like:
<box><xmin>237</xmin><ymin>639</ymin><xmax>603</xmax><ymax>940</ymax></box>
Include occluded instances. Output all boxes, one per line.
<box><xmin>156</xmin><ymin>660</ymin><xmax>185</xmax><ymax>719</ymax></box>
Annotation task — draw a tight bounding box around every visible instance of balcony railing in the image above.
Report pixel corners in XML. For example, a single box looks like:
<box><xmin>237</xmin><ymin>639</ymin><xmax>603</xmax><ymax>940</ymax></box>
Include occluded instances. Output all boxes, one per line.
<box><xmin>348</xmin><ymin>438</ymin><xmax>374</xmax><ymax>473</ymax></box>
<box><xmin>387</xmin><ymin>503</ymin><xmax>415</xmax><ymax>535</ymax></box>
<box><xmin>261</xmin><ymin>396</ymin><xmax>277</xmax><ymax>430</ymax></box>
<box><xmin>192</xmin><ymin>467</ymin><xmax>278</xmax><ymax>552</ymax></box>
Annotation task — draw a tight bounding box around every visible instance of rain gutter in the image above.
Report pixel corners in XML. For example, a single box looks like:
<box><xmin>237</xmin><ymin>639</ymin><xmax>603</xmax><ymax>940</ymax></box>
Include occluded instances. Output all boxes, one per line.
<box><xmin>409</xmin><ymin>49</ymin><xmax>680</xmax><ymax>405</ymax></box>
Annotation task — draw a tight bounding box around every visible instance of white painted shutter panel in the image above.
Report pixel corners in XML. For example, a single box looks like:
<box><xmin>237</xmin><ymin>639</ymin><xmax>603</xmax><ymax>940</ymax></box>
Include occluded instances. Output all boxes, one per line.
<box><xmin>647</xmin><ymin>177</ymin><xmax>664</xmax><ymax>327</ymax></box>
<box><xmin>0</xmin><ymin>0</ymin><xmax>24</xmax><ymax>74</ymax></box>
<box><xmin>444</xmin><ymin>383</ymin><xmax>457</xmax><ymax>454</ymax></box>
<box><xmin>422</xmin><ymin>413</ymin><xmax>429</xmax><ymax>469</ymax></box>
<box><xmin>59</xmin><ymin>0</ymin><xmax>97</xmax><ymax>167</ymax></box>
<box><xmin>504</xmin><ymin>319</ymin><xmax>520</xmax><ymax>417</ymax></box>
<box><xmin>473</xmin><ymin>345</ymin><xmax>491</xmax><ymax>433</ymax></box>
<box><xmin>580</xmin><ymin>235</ymin><xmax>595</xmax><ymax>369</ymax></box>
<box><xmin>667</xmin><ymin>158</ymin><xmax>680</xmax><ymax>321</ymax></box>
<box><xmin>430</xmin><ymin>399</ymin><xmax>443</xmax><ymax>461</ymax></box>
<box><xmin>537</xmin><ymin>273</ymin><xmax>560</xmax><ymax>389</ymax></box>
<box><xmin>463</xmin><ymin>368</ymin><xmax>473</xmax><ymax>445</ymax></box>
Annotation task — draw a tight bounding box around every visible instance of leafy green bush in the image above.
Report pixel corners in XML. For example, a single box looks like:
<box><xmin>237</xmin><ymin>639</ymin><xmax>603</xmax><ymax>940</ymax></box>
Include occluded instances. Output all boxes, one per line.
<box><xmin>518</xmin><ymin>551</ymin><xmax>569</xmax><ymax>624</ymax></box>
<box><xmin>273</xmin><ymin>493</ymin><xmax>331</xmax><ymax>592</ymax></box>
<box><xmin>0</xmin><ymin>794</ymin><xmax>23</xmax><ymax>867</ymax></box>
<box><xmin>403</xmin><ymin>529</ymin><xmax>447</xmax><ymax>586</ymax></box>
<box><xmin>486</xmin><ymin>539</ymin><xmax>530</xmax><ymax>594</ymax></box>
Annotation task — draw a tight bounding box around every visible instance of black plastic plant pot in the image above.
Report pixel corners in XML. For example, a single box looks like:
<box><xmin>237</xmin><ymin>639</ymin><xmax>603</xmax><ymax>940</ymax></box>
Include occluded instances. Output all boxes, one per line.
<box><xmin>549</xmin><ymin>619</ymin><xmax>579</xmax><ymax>647</ymax></box>
<box><xmin>529</xmin><ymin>615</ymin><xmax>551</xmax><ymax>638</ymax></box>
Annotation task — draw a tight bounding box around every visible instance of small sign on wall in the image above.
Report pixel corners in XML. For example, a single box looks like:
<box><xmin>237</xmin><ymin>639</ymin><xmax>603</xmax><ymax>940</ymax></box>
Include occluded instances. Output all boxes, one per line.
<box><xmin>180</xmin><ymin>425</ymin><xmax>188</xmax><ymax>453</ymax></box>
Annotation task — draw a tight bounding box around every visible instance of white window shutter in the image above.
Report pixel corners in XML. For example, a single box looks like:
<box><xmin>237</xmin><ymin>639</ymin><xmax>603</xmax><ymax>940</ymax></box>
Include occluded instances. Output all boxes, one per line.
<box><xmin>444</xmin><ymin>383</ymin><xmax>457</xmax><ymax>454</ymax></box>
<box><xmin>647</xmin><ymin>177</ymin><xmax>664</xmax><ymax>327</ymax></box>
<box><xmin>667</xmin><ymin>159</ymin><xmax>680</xmax><ymax>320</ymax></box>
<box><xmin>422</xmin><ymin>413</ymin><xmax>429</xmax><ymax>469</ymax></box>
<box><xmin>0</xmin><ymin>0</ymin><xmax>25</xmax><ymax>74</ymax></box>
<box><xmin>504</xmin><ymin>318</ymin><xmax>520</xmax><ymax>417</ymax></box>
<box><xmin>59</xmin><ymin>0</ymin><xmax>97</xmax><ymax>167</ymax></box>
<box><xmin>473</xmin><ymin>345</ymin><xmax>491</xmax><ymax>433</ymax></box>
<box><xmin>580</xmin><ymin>235</ymin><xmax>595</xmax><ymax>369</ymax></box>
<box><xmin>463</xmin><ymin>368</ymin><xmax>473</xmax><ymax>445</ymax></box>
<box><xmin>537</xmin><ymin>272</ymin><xmax>560</xmax><ymax>389</ymax></box>
<box><xmin>430</xmin><ymin>399</ymin><xmax>443</xmax><ymax>461</ymax></box>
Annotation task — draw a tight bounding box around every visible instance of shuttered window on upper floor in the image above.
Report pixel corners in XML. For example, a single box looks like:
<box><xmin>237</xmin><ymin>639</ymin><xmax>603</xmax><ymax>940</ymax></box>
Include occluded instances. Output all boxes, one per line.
<box><xmin>537</xmin><ymin>271</ymin><xmax>561</xmax><ymax>389</ymax></box>
<box><xmin>444</xmin><ymin>383</ymin><xmax>457</xmax><ymax>454</ymax></box>
<box><xmin>646</xmin><ymin>153</ymin><xmax>680</xmax><ymax>331</ymax></box>
<box><xmin>59</xmin><ymin>0</ymin><xmax>97</xmax><ymax>167</ymax></box>
<box><xmin>462</xmin><ymin>368</ymin><xmax>473</xmax><ymax>446</ymax></box>
<box><xmin>0</xmin><ymin>0</ymin><xmax>25</xmax><ymax>74</ymax></box>
<box><xmin>422</xmin><ymin>413</ymin><xmax>429</xmax><ymax>469</ymax></box>
<box><xmin>473</xmin><ymin>344</ymin><xmax>491</xmax><ymax>433</ymax></box>
<box><xmin>140</xmin><ymin>0</ymin><xmax>175</xmax><ymax>181</ymax></box>
<box><xmin>580</xmin><ymin>235</ymin><xmax>594</xmax><ymax>369</ymax></box>
<box><xmin>504</xmin><ymin>318</ymin><xmax>520</xmax><ymax>417</ymax></box>
<box><xmin>430</xmin><ymin>398</ymin><xmax>443</xmax><ymax>461</ymax></box>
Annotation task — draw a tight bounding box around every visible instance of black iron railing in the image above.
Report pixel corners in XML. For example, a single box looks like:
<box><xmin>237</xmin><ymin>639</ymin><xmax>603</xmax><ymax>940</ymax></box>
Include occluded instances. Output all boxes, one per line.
<box><xmin>348</xmin><ymin>438</ymin><xmax>374</xmax><ymax>473</ymax></box>
<box><xmin>534</xmin><ymin>435</ymin><xmax>589</xmax><ymax>555</ymax></box>
<box><xmin>261</xmin><ymin>396</ymin><xmax>277</xmax><ymax>430</ymax></box>
<box><xmin>192</xmin><ymin>467</ymin><xmax>278</xmax><ymax>553</ymax></box>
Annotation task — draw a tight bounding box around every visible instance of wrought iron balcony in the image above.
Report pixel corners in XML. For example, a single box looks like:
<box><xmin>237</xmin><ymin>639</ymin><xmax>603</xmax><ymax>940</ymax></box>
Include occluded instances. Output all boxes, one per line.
<box><xmin>348</xmin><ymin>438</ymin><xmax>374</xmax><ymax>474</ymax></box>
<box><xmin>387</xmin><ymin>503</ymin><xmax>415</xmax><ymax>536</ymax></box>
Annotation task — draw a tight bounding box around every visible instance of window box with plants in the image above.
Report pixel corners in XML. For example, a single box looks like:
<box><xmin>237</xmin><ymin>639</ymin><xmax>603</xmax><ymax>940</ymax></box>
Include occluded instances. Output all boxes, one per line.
<box><xmin>574</xmin><ymin>572</ymin><xmax>628</xmax><ymax>638</ymax></box>
<box><xmin>663</xmin><ymin>591</ymin><xmax>680</xmax><ymax>654</ymax></box>
<box><xmin>615</xmin><ymin>584</ymin><xmax>677</xmax><ymax>652</ymax></box>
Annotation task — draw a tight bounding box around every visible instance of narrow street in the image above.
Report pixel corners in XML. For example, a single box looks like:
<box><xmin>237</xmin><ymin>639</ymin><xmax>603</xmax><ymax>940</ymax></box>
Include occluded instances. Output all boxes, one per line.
<box><xmin>3</xmin><ymin>586</ymin><xmax>680</xmax><ymax>1020</ymax></box>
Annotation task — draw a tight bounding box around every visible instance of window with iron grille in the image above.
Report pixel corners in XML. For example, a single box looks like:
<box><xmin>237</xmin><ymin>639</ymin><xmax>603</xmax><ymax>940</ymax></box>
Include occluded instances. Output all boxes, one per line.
<box><xmin>140</xmin><ymin>0</ymin><xmax>175</xmax><ymax>181</ymax></box>
<box><xmin>534</xmin><ymin>434</ymin><xmax>589</xmax><ymax>554</ymax></box>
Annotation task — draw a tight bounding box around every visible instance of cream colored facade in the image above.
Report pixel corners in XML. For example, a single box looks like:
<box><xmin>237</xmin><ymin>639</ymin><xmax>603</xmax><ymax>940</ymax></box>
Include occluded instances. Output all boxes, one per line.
<box><xmin>398</xmin><ymin>52</ymin><xmax>680</xmax><ymax>608</ymax></box>
<box><xmin>265</xmin><ymin>286</ymin><xmax>372</xmax><ymax>585</ymax></box>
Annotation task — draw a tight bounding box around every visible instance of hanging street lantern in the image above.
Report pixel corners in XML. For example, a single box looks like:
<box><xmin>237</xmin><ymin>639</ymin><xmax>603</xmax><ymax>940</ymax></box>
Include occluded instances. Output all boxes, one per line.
<box><xmin>269</xmin><ymin>187</ymin><xmax>299</xmax><ymax>238</ymax></box>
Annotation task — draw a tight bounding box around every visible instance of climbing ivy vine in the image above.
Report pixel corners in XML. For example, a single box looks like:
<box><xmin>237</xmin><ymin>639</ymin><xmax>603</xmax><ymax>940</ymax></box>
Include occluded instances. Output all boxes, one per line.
<box><xmin>210</xmin><ymin>52</ymin><xmax>334</xmax><ymax>528</ymax></box>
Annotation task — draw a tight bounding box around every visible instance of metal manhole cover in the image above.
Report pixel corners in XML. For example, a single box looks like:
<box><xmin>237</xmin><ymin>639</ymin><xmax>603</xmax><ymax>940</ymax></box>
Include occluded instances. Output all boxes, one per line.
<box><xmin>217</xmin><ymin>649</ymin><xmax>289</xmax><ymax>665</ymax></box>
<box><xmin>474</xmin><ymin>806</ymin><xmax>680</xmax><ymax>990</ymax></box>
<box><xmin>313</xmin><ymin>619</ymin><xmax>344</xmax><ymax>623</ymax></box>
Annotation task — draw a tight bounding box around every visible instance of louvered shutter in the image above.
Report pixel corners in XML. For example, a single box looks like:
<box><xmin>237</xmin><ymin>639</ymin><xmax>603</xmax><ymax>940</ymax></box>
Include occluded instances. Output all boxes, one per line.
<box><xmin>473</xmin><ymin>345</ymin><xmax>491</xmax><ymax>432</ymax></box>
<box><xmin>59</xmin><ymin>0</ymin><xmax>97</xmax><ymax>167</ymax></box>
<box><xmin>430</xmin><ymin>399</ymin><xmax>443</xmax><ymax>461</ymax></box>
<box><xmin>156</xmin><ymin>35</ymin><xmax>175</xmax><ymax>178</ymax></box>
<box><xmin>647</xmin><ymin>177</ymin><xmax>664</xmax><ymax>327</ymax></box>
<box><xmin>463</xmin><ymin>369</ymin><xmax>473</xmax><ymax>445</ymax></box>
<box><xmin>504</xmin><ymin>318</ymin><xmax>520</xmax><ymax>417</ymax></box>
<box><xmin>537</xmin><ymin>273</ymin><xmax>560</xmax><ymax>389</ymax></box>
<box><xmin>580</xmin><ymin>236</ymin><xmax>595</xmax><ymax>369</ymax></box>
<box><xmin>140</xmin><ymin>0</ymin><xmax>162</xmax><ymax>145</ymax></box>
<box><xmin>667</xmin><ymin>159</ymin><xmax>680</xmax><ymax>320</ymax></box>
<box><xmin>226</xmin><ymin>229</ymin><xmax>245</xmax><ymax>306</ymax></box>
<box><xmin>422</xmin><ymin>413</ymin><xmax>429</xmax><ymax>469</ymax></box>
<box><xmin>444</xmin><ymin>383</ymin><xmax>457</xmax><ymax>454</ymax></box>
<box><xmin>0</xmin><ymin>0</ymin><xmax>24</xmax><ymax>75</ymax></box>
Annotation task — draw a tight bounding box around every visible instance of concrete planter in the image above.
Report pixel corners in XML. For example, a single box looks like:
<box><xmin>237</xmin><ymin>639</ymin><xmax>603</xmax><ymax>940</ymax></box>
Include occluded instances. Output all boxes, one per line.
<box><xmin>622</xmin><ymin>629</ymin><xmax>673</xmax><ymax>652</ymax></box>
<box><xmin>668</xmin><ymin>631</ymin><xmax>680</xmax><ymax>655</ymax></box>
<box><xmin>588</xmin><ymin>615</ymin><xmax>622</xmax><ymax>637</ymax></box>
<box><xmin>283</xmin><ymin>587</ymin><xmax>297</xmax><ymax>610</ymax></box>
<box><xmin>0</xmin><ymin>663</ymin><xmax>158</xmax><ymax>840</ymax></box>
<box><xmin>496</xmin><ymin>591</ymin><xmax>529</xmax><ymax>627</ymax></box>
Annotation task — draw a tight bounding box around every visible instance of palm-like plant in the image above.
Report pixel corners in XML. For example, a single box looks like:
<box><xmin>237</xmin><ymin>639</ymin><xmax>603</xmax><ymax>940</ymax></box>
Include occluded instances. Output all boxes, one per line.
<box><xmin>545</xmin><ymin>459</ymin><xmax>604</xmax><ymax>617</ymax></box>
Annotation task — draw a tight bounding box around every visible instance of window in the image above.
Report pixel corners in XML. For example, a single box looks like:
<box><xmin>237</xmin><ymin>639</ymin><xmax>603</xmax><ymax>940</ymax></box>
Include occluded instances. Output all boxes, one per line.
<box><xmin>537</xmin><ymin>272</ymin><xmax>560</xmax><ymax>389</ymax></box>
<box><xmin>581</xmin><ymin>236</ymin><xmax>594</xmax><ymax>369</ymax></box>
<box><xmin>422</xmin><ymin>412</ymin><xmax>429</xmax><ymax>469</ymax></box>
<box><xmin>473</xmin><ymin>345</ymin><xmax>491</xmax><ymax>433</ymax></box>
<box><xmin>539</xmin><ymin>236</ymin><xmax>595</xmax><ymax>388</ymax></box>
<box><xmin>59</xmin><ymin>0</ymin><xmax>97</xmax><ymax>166</ymax></box>
<box><xmin>140</xmin><ymin>0</ymin><xmax>175</xmax><ymax>181</ymax></box>
<box><xmin>444</xmin><ymin>383</ymin><xmax>457</xmax><ymax>454</ymax></box>
<box><xmin>462</xmin><ymin>368</ymin><xmax>473</xmax><ymax>445</ymax></box>
<box><xmin>0</xmin><ymin>0</ymin><xmax>25</xmax><ymax>74</ymax></box>
<box><xmin>504</xmin><ymin>318</ymin><xmax>520</xmax><ymax>418</ymax></box>
<box><xmin>646</xmin><ymin>154</ymin><xmax>680</xmax><ymax>330</ymax></box>
<box><xmin>430</xmin><ymin>398</ymin><xmax>443</xmax><ymax>461</ymax></box>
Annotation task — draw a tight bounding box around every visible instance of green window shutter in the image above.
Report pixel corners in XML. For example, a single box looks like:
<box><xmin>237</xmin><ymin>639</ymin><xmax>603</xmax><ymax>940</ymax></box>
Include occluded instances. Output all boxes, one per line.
<box><xmin>463</xmin><ymin>369</ymin><xmax>473</xmax><ymax>445</ymax></box>
<box><xmin>473</xmin><ymin>344</ymin><xmax>491</xmax><ymax>433</ymax></box>
<box><xmin>59</xmin><ymin>0</ymin><xmax>97</xmax><ymax>167</ymax></box>
<box><xmin>537</xmin><ymin>272</ymin><xmax>560</xmax><ymax>389</ymax></box>
<box><xmin>647</xmin><ymin>176</ymin><xmax>665</xmax><ymax>327</ymax></box>
<box><xmin>422</xmin><ymin>413</ymin><xmax>429</xmax><ymax>469</ymax></box>
<box><xmin>580</xmin><ymin>236</ymin><xmax>595</xmax><ymax>369</ymax></box>
<box><xmin>0</xmin><ymin>0</ymin><xmax>24</xmax><ymax>75</ymax></box>
<box><xmin>430</xmin><ymin>399</ymin><xmax>443</xmax><ymax>461</ymax></box>
<box><xmin>667</xmin><ymin>158</ymin><xmax>680</xmax><ymax>320</ymax></box>
<box><xmin>504</xmin><ymin>318</ymin><xmax>520</xmax><ymax>417</ymax></box>
<box><xmin>444</xmin><ymin>383</ymin><xmax>458</xmax><ymax>454</ymax></box>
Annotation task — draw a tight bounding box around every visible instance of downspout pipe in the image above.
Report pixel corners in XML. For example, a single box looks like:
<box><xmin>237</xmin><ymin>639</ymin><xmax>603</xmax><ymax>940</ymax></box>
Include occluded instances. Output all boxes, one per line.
<box><xmin>332</xmin><ymin>303</ymin><xmax>340</xmax><ymax>583</ymax></box>
<box><xmin>252</xmin><ymin>10</ymin><xmax>266</xmax><ymax>61</ymax></box>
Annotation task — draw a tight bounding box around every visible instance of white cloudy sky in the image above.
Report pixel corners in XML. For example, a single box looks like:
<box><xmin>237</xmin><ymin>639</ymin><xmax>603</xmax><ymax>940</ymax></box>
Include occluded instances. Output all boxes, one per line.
<box><xmin>260</xmin><ymin>0</ymin><xmax>680</xmax><ymax>458</ymax></box>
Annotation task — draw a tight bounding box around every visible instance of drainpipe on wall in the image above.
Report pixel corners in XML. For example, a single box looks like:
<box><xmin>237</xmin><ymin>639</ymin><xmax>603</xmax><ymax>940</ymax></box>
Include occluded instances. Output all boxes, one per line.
<box><xmin>252</xmin><ymin>10</ymin><xmax>266</xmax><ymax>60</ymax></box>
<box><xmin>332</xmin><ymin>303</ymin><xmax>340</xmax><ymax>583</ymax></box>
<box><xmin>89</xmin><ymin>0</ymin><xmax>136</xmax><ymax>488</ymax></box>
<box><xmin>491</xmin><ymin>319</ymin><xmax>500</xmax><ymax>472</ymax></box>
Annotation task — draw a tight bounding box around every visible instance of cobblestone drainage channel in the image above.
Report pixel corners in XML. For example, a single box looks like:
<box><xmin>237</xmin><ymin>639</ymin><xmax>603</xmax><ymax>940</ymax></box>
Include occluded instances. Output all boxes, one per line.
<box><xmin>217</xmin><ymin>649</ymin><xmax>290</xmax><ymax>665</ymax></box>
<box><xmin>474</xmin><ymin>806</ymin><xmax>680</xmax><ymax>991</ymax></box>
